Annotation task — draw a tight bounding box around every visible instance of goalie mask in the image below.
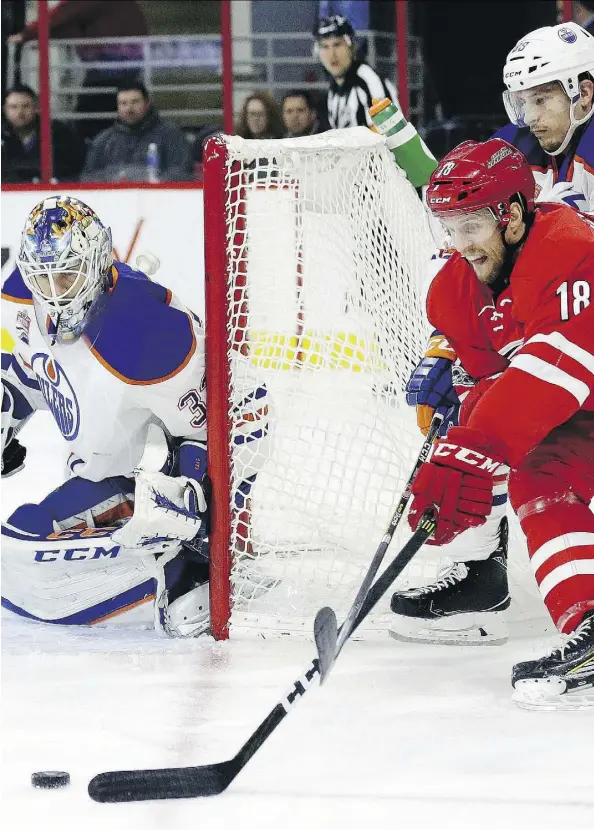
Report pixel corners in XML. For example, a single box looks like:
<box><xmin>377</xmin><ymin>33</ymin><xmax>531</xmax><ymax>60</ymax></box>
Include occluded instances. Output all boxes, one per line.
<box><xmin>17</xmin><ymin>196</ymin><xmax>113</xmax><ymax>344</ymax></box>
<box><xmin>503</xmin><ymin>23</ymin><xmax>594</xmax><ymax>156</ymax></box>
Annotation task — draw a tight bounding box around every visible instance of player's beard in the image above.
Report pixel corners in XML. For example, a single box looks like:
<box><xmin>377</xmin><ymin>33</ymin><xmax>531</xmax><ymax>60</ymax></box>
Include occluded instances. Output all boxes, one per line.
<box><xmin>487</xmin><ymin>242</ymin><xmax>517</xmax><ymax>299</ymax></box>
<box><xmin>465</xmin><ymin>236</ymin><xmax>515</xmax><ymax>295</ymax></box>
<box><xmin>532</xmin><ymin>129</ymin><xmax>563</xmax><ymax>154</ymax></box>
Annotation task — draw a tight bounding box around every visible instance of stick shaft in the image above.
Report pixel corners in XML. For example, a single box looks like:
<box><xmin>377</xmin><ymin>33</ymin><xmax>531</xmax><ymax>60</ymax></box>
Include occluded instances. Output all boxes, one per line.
<box><xmin>333</xmin><ymin>412</ymin><xmax>443</xmax><ymax>655</ymax></box>
<box><xmin>88</xmin><ymin>513</ymin><xmax>436</xmax><ymax>802</ymax></box>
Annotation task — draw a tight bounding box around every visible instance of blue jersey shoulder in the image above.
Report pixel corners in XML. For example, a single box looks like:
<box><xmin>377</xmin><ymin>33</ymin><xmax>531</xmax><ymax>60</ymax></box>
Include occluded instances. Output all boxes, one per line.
<box><xmin>83</xmin><ymin>262</ymin><xmax>196</xmax><ymax>384</ymax></box>
<box><xmin>1</xmin><ymin>267</ymin><xmax>33</xmax><ymax>304</ymax></box>
<box><xmin>493</xmin><ymin>119</ymin><xmax>594</xmax><ymax>174</ymax></box>
<box><xmin>492</xmin><ymin>124</ymin><xmax>550</xmax><ymax>170</ymax></box>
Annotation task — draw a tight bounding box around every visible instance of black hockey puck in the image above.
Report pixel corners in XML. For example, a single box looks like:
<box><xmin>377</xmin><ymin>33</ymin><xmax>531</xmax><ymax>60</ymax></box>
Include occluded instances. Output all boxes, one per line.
<box><xmin>31</xmin><ymin>771</ymin><xmax>70</xmax><ymax>789</ymax></box>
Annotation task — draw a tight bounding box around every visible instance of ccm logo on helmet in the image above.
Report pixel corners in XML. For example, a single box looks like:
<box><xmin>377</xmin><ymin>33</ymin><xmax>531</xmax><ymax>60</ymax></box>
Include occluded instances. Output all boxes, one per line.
<box><xmin>433</xmin><ymin>442</ymin><xmax>504</xmax><ymax>474</ymax></box>
<box><xmin>430</xmin><ymin>196</ymin><xmax>452</xmax><ymax>204</ymax></box>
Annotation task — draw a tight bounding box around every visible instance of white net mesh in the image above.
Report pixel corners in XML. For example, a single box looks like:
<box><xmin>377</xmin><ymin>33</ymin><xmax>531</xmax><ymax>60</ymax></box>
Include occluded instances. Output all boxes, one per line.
<box><xmin>212</xmin><ymin>128</ymin><xmax>548</xmax><ymax>637</ymax></box>
<box><xmin>212</xmin><ymin>129</ymin><xmax>434</xmax><ymax>634</ymax></box>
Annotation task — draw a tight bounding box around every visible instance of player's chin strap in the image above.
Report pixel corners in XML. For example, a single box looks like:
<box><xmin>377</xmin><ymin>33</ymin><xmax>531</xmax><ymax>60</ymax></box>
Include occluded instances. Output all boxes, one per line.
<box><xmin>491</xmin><ymin>201</ymin><xmax>536</xmax><ymax>299</ymax></box>
<box><xmin>548</xmin><ymin>101</ymin><xmax>593</xmax><ymax>157</ymax></box>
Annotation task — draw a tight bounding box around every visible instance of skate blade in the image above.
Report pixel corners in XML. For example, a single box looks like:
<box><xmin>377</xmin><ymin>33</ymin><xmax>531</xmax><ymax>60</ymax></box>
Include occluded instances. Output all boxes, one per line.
<box><xmin>389</xmin><ymin>628</ymin><xmax>508</xmax><ymax>646</ymax></box>
<box><xmin>512</xmin><ymin>689</ymin><xmax>594</xmax><ymax>711</ymax></box>
<box><xmin>512</xmin><ymin>678</ymin><xmax>594</xmax><ymax>711</ymax></box>
<box><xmin>389</xmin><ymin>612</ymin><xmax>508</xmax><ymax>646</ymax></box>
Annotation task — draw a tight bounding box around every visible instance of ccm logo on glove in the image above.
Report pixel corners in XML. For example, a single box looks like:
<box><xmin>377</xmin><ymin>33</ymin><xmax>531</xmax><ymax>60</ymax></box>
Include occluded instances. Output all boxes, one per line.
<box><xmin>432</xmin><ymin>442</ymin><xmax>505</xmax><ymax>474</ymax></box>
<box><xmin>408</xmin><ymin>433</ymin><xmax>507</xmax><ymax>545</ymax></box>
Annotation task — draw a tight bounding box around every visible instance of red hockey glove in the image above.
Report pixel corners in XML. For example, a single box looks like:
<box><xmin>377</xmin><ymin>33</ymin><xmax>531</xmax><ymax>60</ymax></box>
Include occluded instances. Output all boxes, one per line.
<box><xmin>408</xmin><ymin>429</ymin><xmax>507</xmax><ymax>546</ymax></box>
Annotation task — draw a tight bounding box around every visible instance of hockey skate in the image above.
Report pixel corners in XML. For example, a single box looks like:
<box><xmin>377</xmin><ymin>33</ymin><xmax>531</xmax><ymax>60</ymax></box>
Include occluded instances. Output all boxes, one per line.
<box><xmin>512</xmin><ymin>610</ymin><xmax>594</xmax><ymax>710</ymax></box>
<box><xmin>389</xmin><ymin>518</ymin><xmax>510</xmax><ymax>646</ymax></box>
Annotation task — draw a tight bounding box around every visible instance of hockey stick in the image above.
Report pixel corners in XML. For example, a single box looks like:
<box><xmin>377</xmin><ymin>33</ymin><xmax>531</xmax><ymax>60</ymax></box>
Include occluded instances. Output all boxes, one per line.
<box><xmin>314</xmin><ymin>411</ymin><xmax>443</xmax><ymax>683</ymax></box>
<box><xmin>88</xmin><ymin>510</ymin><xmax>436</xmax><ymax>803</ymax></box>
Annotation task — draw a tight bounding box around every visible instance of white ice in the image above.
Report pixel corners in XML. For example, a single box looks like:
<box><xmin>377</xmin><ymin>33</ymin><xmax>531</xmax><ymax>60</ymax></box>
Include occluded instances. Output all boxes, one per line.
<box><xmin>3</xmin><ymin>415</ymin><xmax>593</xmax><ymax>830</ymax></box>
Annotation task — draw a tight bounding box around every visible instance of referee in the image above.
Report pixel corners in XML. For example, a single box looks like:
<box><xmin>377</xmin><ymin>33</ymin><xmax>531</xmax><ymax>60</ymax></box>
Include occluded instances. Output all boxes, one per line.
<box><xmin>315</xmin><ymin>15</ymin><xmax>398</xmax><ymax>130</ymax></box>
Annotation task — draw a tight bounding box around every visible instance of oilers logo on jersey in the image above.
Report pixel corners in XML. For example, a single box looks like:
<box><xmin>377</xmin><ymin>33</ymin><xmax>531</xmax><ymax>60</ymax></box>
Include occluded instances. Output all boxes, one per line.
<box><xmin>31</xmin><ymin>353</ymin><xmax>80</xmax><ymax>440</ymax></box>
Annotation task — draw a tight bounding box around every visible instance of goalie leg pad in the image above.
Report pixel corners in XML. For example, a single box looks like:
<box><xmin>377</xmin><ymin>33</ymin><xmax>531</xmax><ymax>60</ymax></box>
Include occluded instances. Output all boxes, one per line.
<box><xmin>1</xmin><ymin>477</ymin><xmax>158</xmax><ymax>627</ymax></box>
<box><xmin>1</xmin><ymin>523</ymin><xmax>160</xmax><ymax>627</ymax></box>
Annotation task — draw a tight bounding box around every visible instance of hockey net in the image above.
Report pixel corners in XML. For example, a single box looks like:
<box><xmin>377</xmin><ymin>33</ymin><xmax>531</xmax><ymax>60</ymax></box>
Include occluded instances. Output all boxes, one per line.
<box><xmin>204</xmin><ymin>128</ymin><xmax>546</xmax><ymax>640</ymax></box>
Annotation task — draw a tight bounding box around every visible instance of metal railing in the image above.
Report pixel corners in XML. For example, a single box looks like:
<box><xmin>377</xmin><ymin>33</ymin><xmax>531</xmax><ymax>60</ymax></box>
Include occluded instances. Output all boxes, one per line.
<box><xmin>9</xmin><ymin>30</ymin><xmax>425</xmax><ymax>131</ymax></box>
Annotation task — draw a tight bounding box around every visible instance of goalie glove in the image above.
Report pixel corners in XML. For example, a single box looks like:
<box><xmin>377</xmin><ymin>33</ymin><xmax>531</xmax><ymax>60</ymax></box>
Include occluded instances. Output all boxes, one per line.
<box><xmin>408</xmin><ymin>427</ymin><xmax>508</xmax><ymax>546</ymax></box>
<box><xmin>406</xmin><ymin>332</ymin><xmax>459</xmax><ymax>436</ymax></box>
<box><xmin>112</xmin><ymin>424</ymin><xmax>208</xmax><ymax>554</ymax></box>
<box><xmin>112</xmin><ymin>469</ymin><xmax>208</xmax><ymax>553</ymax></box>
<box><xmin>2</xmin><ymin>436</ymin><xmax>26</xmax><ymax>478</ymax></box>
<box><xmin>2</xmin><ymin>382</ymin><xmax>30</xmax><ymax>477</ymax></box>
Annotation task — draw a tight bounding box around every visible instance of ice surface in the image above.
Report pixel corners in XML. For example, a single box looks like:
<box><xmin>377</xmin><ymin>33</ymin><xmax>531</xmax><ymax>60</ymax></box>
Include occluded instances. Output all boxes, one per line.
<box><xmin>3</xmin><ymin>415</ymin><xmax>593</xmax><ymax>830</ymax></box>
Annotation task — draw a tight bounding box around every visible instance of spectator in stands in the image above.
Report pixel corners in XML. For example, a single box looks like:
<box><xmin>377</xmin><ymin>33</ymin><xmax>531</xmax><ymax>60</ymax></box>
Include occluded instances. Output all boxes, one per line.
<box><xmin>314</xmin><ymin>14</ymin><xmax>397</xmax><ymax>129</ymax></box>
<box><xmin>236</xmin><ymin>92</ymin><xmax>284</xmax><ymax>140</ymax></box>
<box><xmin>282</xmin><ymin>90</ymin><xmax>322</xmax><ymax>138</ymax></box>
<box><xmin>81</xmin><ymin>81</ymin><xmax>193</xmax><ymax>182</ymax></box>
<box><xmin>1</xmin><ymin>84</ymin><xmax>85</xmax><ymax>183</ymax></box>
<box><xmin>2</xmin><ymin>0</ymin><xmax>26</xmax><ymax>100</ymax></box>
<box><xmin>574</xmin><ymin>1</ymin><xmax>594</xmax><ymax>34</ymax></box>
<box><xmin>8</xmin><ymin>0</ymin><xmax>147</xmax><ymax>141</ymax></box>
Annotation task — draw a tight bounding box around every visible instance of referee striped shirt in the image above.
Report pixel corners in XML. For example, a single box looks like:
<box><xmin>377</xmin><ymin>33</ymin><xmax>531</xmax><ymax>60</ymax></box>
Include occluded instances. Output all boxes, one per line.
<box><xmin>326</xmin><ymin>61</ymin><xmax>398</xmax><ymax>129</ymax></box>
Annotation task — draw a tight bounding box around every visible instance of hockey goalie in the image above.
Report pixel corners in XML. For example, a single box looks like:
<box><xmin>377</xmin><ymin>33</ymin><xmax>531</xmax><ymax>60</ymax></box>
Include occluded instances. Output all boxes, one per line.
<box><xmin>1</xmin><ymin>196</ymin><xmax>267</xmax><ymax>635</ymax></box>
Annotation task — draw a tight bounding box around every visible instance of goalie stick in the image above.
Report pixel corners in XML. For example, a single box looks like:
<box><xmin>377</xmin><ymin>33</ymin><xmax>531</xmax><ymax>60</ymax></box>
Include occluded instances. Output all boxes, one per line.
<box><xmin>314</xmin><ymin>411</ymin><xmax>443</xmax><ymax>683</ymax></box>
<box><xmin>88</xmin><ymin>510</ymin><xmax>436</xmax><ymax>803</ymax></box>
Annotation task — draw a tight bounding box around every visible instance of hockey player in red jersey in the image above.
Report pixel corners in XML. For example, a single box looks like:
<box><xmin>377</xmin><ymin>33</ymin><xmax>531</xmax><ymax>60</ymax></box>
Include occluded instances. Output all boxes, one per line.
<box><xmin>402</xmin><ymin>138</ymin><xmax>594</xmax><ymax>708</ymax></box>
<box><xmin>386</xmin><ymin>22</ymin><xmax>593</xmax><ymax>649</ymax></box>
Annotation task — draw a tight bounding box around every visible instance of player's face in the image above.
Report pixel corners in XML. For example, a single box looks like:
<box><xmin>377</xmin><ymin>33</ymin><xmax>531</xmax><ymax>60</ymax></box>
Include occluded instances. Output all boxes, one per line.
<box><xmin>441</xmin><ymin>210</ymin><xmax>504</xmax><ymax>285</ymax></box>
<box><xmin>245</xmin><ymin>99</ymin><xmax>269</xmax><ymax>138</ymax></box>
<box><xmin>117</xmin><ymin>90</ymin><xmax>150</xmax><ymax>126</ymax></box>
<box><xmin>282</xmin><ymin>96</ymin><xmax>315</xmax><ymax>135</ymax></box>
<box><xmin>510</xmin><ymin>82</ymin><xmax>571</xmax><ymax>153</ymax></box>
<box><xmin>318</xmin><ymin>37</ymin><xmax>353</xmax><ymax>79</ymax></box>
<box><xmin>3</xmin><ymin>92</ymin><xmax>37</xmax><ymax>129</ymax></box>
<box><xmin>32</xmin><ymin>270</ymin><xmax>86</xmax><ymax>303</ymax></box>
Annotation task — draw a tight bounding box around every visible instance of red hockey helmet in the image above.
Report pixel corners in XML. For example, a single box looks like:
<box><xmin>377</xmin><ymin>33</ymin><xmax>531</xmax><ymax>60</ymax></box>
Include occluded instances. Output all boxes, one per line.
<box><xmin>426</xmin><ymin>138</ymin><xmax>536</xmax><ymax>227</ymax></box>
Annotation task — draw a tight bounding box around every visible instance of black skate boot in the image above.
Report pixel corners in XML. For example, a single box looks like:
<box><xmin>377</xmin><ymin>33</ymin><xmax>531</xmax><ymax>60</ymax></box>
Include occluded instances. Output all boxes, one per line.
<box><xmin>389</xmin><ymin>518</ymin><xmax>510</xmax><ymax>645</ymax></box>
<box><xmin>512</xmin><ymin>609</ymin><xmax>594</xmax><ymax>710</ymax></box>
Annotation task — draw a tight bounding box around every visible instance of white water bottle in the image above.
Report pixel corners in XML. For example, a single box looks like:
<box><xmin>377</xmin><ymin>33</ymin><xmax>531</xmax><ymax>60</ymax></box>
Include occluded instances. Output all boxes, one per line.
<box><xmin>146</xmin><ymin>142</ymin><xmax>160</xmax><ymax>183</ymax></box>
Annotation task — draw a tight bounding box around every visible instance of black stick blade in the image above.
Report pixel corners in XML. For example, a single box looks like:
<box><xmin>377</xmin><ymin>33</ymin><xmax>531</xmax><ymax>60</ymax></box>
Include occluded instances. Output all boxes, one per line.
<box><xmin>313</xmin><ymin>606</ymin><xmax>338</xmax><ymax>684</ymax></box>
<box><xmin>88</xmin><ymin>760</ymin><xmax>236</xmax><ymax>802</ymax></box>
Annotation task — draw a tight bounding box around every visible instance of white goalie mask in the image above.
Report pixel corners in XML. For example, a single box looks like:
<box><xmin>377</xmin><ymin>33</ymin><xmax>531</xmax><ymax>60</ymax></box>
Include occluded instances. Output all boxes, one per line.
<box><xmin>502</xmin><ymin>22</ymin><xmax>594</xmax><ymax>155</ymax></box>
<box><xmin>17</xmin><ymin>196</ymin><xmax>113</xmax><ymax>344</ymax></box>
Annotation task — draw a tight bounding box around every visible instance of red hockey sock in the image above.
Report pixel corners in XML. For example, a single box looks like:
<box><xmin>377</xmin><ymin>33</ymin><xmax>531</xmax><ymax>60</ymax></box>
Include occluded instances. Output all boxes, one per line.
<box><xmin>518</xmin><ymin>498</ymin><xmax>594</xmax><ymax>633</ymax></box>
